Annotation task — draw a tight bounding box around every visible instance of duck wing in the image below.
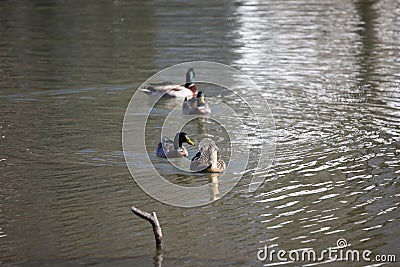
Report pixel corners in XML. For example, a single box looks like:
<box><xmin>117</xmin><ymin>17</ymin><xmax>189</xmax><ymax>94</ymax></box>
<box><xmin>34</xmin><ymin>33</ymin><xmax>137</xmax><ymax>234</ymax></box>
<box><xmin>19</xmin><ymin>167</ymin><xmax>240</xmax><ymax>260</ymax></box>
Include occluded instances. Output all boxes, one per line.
<box><xmin>183</xmin><ymin>98</ymin><xmax>198</xmax><ymax>114</ymax></box>
<box><xmin>161</xmin><ymin>137</ymin><xmax>174</xmax><ymax>152</ymax></box>
<box><xmin>190</xmin><ymin>151</ymin><xmax>212</xmax><ymax>172</ymax></box>
<box><xmin>141</xmin><ymin>83</ymin><xmax>187</xmax><ymax>93</ymax></box>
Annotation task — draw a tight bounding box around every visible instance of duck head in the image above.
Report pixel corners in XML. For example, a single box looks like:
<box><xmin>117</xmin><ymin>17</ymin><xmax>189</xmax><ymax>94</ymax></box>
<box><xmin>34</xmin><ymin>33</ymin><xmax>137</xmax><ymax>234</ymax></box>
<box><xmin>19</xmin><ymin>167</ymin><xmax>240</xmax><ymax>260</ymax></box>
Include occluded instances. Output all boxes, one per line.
<box><xmin>193</xmin><ymin>142</ymin><xmax>218</xmax><ymax>163</ymax></box>
<box><xmin>174</xmin><ymin>132</ymin><xmax>195</xmax><ymax>150</ymax></box>
<box><xmin>196</xmin><ymin>91</ymin><xmax>206</xmax><ymax>107</ymax></box>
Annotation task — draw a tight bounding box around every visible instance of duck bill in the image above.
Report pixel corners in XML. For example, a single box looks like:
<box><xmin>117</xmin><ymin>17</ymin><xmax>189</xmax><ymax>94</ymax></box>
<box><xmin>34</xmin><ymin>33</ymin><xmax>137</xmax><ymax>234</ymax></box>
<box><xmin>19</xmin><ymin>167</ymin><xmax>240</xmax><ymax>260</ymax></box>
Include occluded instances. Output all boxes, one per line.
<box><xmin>186</xmin><ymin>138</ymin><xmax>195</xmax><ymax>146</ymax></box>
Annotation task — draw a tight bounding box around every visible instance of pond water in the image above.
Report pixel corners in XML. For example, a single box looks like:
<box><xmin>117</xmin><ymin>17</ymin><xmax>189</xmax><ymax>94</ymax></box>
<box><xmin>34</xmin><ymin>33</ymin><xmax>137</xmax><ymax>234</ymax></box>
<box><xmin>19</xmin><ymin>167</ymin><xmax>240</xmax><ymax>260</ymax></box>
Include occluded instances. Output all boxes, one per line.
<box><xmin>1</xmin><ymin>0</ymin><xmax>399</xmax><ymax>266</ymax></box>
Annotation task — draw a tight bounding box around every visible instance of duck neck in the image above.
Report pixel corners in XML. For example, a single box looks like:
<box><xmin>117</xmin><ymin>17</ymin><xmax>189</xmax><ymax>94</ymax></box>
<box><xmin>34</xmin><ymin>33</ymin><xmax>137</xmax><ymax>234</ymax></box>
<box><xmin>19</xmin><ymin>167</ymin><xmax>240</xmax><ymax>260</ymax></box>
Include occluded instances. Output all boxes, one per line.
<box><xmin>210</xmin><ymin>150</ymin><xmax>219</xmax><ymax>167</ymax></box>
<box><xmin>185</xmin><ymin>83</ymin><xmax>198</xmax><ymax>97</ymax></box>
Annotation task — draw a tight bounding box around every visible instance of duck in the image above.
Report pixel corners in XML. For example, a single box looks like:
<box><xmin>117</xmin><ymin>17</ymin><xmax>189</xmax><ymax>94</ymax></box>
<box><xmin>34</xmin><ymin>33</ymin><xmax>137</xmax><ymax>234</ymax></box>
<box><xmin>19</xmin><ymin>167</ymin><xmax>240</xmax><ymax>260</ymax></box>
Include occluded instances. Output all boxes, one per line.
<box><xmin>140</xmin><ymin>68</ymin><xmax>198</xmax><ymax>99</ymax></box>
<box><xmin>190</xmin><ymin>141</ymin><xmax>226</xmax><ymax>173</ymax></box>
<box><xmin>182</xmin><ymin>91</ymin><xmax>211</xmax><ymax>115</ymax></box>
<box><xmin>156</xmin><ymin>132</ymin><xmax>195</xmax><ymax>158</ymax></box>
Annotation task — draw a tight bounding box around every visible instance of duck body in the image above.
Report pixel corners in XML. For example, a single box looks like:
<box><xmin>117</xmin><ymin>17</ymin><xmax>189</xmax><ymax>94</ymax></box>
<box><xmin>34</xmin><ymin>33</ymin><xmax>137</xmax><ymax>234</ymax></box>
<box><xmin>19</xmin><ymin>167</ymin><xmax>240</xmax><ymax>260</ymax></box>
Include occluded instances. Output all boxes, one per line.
<box><xmin>156</xmin><ymin>132</ymin><xmax>195</xmax><ymax>158</ymax></box>
<box><xmin>182</xmin><ymin>91</ymin><xmax>211</xmax><ymax>115</ymax></box>
<box><xmin>190</xmin><ymin>142</ymin><xmax>226</xmax><ymax>173</ymax></box>
<box><xmin>156</xmin><ymin>139</ymin><xmax>189</xmax><ymax>158</ymax></box>
<box><xmin>141</xmin><ymin>68</ymin><xmax>198</xmax><ymax>99</ymax></box>
<box><xmin>141</xmin><ymin>82</ymin><xmax>198</xmax><ymax>99</ymax></box>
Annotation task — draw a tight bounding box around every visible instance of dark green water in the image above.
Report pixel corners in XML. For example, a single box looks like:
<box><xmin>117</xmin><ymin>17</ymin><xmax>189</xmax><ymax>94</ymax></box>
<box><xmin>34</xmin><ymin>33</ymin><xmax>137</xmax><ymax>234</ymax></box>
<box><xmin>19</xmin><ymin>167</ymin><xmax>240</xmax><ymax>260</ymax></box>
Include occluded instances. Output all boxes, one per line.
<box><xmin>1</xmin><ymin>1</ymin><xmax>399</xmax><ymax>266</ymax></box>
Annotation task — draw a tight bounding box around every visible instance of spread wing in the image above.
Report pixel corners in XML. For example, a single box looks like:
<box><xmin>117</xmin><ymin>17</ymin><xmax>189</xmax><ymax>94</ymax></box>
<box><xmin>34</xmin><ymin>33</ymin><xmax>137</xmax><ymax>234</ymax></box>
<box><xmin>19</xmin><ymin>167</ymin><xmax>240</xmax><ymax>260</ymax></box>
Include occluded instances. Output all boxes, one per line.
<box><xmin>142</xmin><ymin>83</ymin><xmax>187</xmax><ymax>93</ymax></box>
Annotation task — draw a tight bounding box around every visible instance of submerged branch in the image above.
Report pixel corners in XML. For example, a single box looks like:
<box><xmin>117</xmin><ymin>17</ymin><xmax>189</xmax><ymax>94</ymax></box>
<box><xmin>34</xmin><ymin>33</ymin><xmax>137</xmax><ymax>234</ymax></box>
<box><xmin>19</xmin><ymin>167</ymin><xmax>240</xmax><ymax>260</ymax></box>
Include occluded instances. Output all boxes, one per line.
<box><xmin>131</xmin><ymin>206</ymin><xmax>163</xmax><ymax>250</ymax></box>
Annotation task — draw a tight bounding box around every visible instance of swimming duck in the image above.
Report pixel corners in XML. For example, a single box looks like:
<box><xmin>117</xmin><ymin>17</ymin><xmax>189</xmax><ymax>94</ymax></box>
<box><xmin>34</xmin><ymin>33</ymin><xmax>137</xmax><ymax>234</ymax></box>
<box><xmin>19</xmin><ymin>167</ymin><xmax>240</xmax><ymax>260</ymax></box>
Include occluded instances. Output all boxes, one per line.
<box><xmin>156</xmin><ymin>132</ymin><xmax>195</xmax><ymax>158</ymax></box>
<box><xmin>182</xmin><ymin>91</ymin><xmax>211</xmax><ymax>115</ymax></box>
<box><xmin>190</xmin><ymin>141</ymin><xmax>226</xmax><ymax>173</ymax></box>
<box><xmin>140</xmin><ymin>68</ymin><xmax>198</xmax><ymax>99</ymax></box>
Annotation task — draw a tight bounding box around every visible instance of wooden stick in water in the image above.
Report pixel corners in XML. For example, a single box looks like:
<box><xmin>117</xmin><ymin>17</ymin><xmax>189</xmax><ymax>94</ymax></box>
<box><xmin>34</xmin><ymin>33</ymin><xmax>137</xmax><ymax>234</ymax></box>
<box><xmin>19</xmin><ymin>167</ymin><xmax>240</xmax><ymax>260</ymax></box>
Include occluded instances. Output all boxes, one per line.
<box><xmin>131</xmin><ymin>206</ymin><xmax>163</xmax><ymax>249</ymax></box>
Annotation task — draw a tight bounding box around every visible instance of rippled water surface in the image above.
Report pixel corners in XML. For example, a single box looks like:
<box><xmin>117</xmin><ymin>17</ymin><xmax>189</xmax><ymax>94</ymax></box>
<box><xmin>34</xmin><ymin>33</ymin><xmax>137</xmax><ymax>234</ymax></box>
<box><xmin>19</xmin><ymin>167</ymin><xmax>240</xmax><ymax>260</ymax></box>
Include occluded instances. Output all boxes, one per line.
<box><xmin>1</xmin><ymin>0</ymin><xmax>399</xmax><ymax>266</ymax></box>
